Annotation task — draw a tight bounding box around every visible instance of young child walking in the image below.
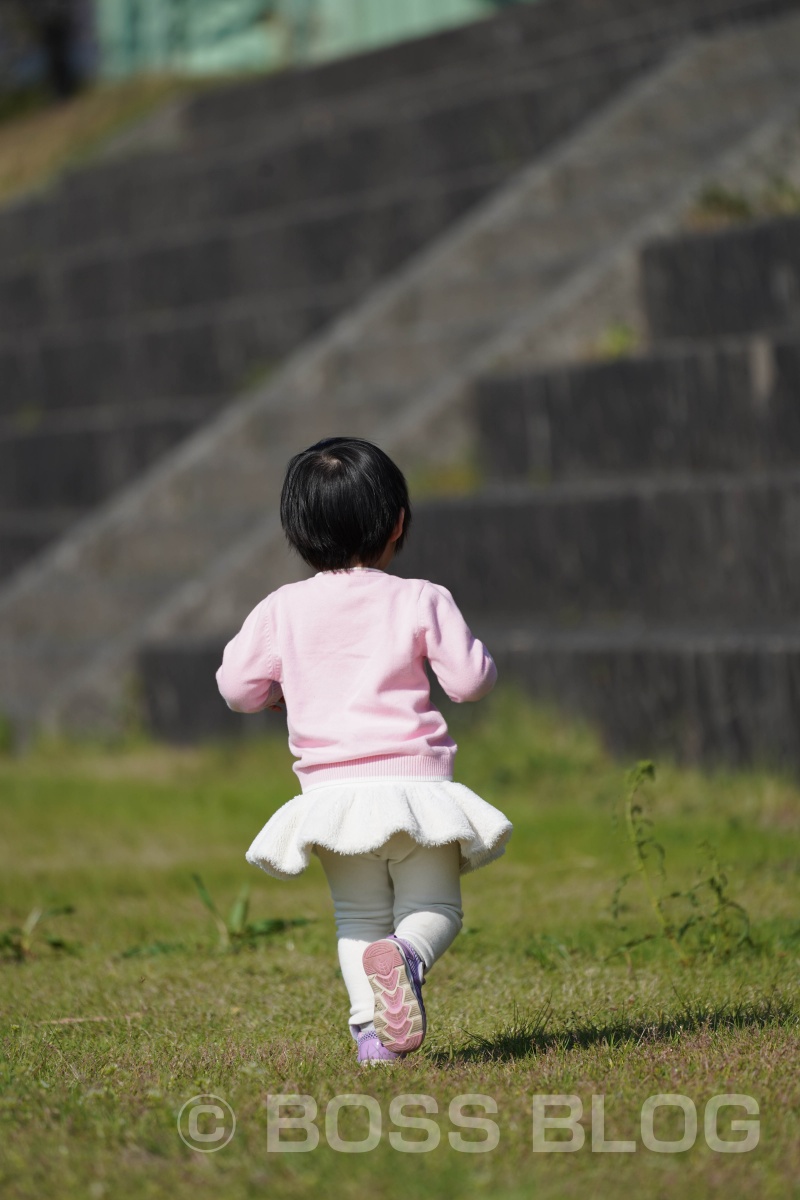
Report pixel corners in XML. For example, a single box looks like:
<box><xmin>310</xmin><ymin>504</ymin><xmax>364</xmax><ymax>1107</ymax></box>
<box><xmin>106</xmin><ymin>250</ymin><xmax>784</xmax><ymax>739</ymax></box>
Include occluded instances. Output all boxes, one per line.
<box><xmin>216</xmin><ymin>437</ymin><xmax>512</xmax><ymax>1063</ymax></box>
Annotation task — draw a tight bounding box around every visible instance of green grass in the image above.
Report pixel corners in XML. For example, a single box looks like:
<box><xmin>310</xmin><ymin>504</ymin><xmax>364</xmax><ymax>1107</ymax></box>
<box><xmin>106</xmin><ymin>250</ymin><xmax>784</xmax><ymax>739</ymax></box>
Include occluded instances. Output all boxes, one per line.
<box><xmin>686</xmin><ymin>177</ymin><xmax>800</xmax><ymax>232</ymax></box>
<box><xmin>405</xmin><ymin>455</ymin><xmax>485</xmax><ymax>499</ymax></box>
<box><xmin>0</xmin><ymin>691</ymin><xmax>798</xmax><ymax>1199</ymax></box>
<box><xmin>586</xmin><ymin>321</ymin><xmax>642</xmax><ymax>362</ymax></box>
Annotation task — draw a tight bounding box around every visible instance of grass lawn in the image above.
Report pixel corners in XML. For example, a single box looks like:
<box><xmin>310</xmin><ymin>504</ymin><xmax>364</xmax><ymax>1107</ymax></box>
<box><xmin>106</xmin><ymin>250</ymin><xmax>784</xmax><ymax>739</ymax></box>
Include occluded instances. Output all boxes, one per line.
<box><xmin>0</xmin><ymin>690</ymin><xmax>798</xmax><ymax>1199</ymax></box>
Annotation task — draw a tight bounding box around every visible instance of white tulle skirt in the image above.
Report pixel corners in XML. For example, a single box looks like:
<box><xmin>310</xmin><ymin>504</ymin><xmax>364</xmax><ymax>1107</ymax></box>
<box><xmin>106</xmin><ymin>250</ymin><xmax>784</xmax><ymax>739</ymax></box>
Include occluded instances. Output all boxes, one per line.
<box><xmin>245</xmin><ymin>778</ymin><xmax>513</xmax><ymax>881</ymax></box>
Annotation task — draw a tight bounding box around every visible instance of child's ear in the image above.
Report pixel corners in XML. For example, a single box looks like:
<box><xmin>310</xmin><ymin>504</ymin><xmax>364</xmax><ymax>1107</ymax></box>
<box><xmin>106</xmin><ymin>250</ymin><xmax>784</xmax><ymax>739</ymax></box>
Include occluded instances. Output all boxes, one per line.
<box><xmin>390</xmin><ymin>510</ymin><xmax>405</xmax><ymax>543</ymax></box>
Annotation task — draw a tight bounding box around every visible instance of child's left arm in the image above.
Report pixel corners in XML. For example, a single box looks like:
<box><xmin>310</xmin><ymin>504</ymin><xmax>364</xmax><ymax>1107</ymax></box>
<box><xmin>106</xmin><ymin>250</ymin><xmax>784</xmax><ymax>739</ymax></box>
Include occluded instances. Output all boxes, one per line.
<box><xmin>216</xmin><ymin>597</ymin><xmax>283</xmax><ymax>714</ymax></box>
<box><xmin>419</xmin><ymin>581</ymin><xmax>497</xmax><ymax>703</ymax></box>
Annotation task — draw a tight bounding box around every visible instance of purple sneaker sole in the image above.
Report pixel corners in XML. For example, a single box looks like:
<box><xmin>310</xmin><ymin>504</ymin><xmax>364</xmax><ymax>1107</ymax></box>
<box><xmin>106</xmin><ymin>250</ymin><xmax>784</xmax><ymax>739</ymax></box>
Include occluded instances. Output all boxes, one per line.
<box><xmin>362</xmin><ymin>936</ymin><xmax>426</xmax><ymax>1054</ymax></box>
<box><xmin>356</xmin><ymin>1027</ymin><xmax>404</xmax><ymax>1063</ymax></box>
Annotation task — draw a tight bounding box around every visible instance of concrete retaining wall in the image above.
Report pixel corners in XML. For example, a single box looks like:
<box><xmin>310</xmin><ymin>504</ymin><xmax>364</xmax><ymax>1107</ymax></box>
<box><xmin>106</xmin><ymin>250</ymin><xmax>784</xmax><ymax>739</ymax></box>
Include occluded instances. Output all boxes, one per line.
<box><xmin>476</xmin><ymin>336</ymin><xmax>800</xmax><ymax>479</ymax></box>
<box><xmin>642</xmin><ymin>213</ymin><xmax>800</xmax><ymax>339</ymax></box>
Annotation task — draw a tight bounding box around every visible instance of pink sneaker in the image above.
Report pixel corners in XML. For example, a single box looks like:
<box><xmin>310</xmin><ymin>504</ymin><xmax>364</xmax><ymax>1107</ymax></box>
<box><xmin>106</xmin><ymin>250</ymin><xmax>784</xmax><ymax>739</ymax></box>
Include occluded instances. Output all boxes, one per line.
<box><xmin>362</xmin><ymin>936</ymin><xmax>426</xmax><ymax>1054</ymax></box>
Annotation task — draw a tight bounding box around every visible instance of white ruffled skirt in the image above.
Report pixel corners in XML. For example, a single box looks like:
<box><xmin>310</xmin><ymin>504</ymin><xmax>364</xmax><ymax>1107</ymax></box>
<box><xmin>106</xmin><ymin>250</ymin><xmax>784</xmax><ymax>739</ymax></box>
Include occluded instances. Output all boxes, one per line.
<box><xmin>245</xmin><ymin>778</ymin><xmax>513</xmax><ymax>881</ymax></box>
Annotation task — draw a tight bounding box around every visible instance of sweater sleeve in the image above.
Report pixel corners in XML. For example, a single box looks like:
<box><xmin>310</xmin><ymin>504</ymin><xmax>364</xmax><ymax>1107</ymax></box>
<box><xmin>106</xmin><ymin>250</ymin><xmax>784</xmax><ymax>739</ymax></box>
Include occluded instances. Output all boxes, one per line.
<box><xmin>418</xmin><ymin>581</ymin><xmax>497</xmax><ymax>703</ymax></box>
<box><xmin>216</xmin><ymin>597</ymin><xmax>283</xmax><ymax>714</ymax></box>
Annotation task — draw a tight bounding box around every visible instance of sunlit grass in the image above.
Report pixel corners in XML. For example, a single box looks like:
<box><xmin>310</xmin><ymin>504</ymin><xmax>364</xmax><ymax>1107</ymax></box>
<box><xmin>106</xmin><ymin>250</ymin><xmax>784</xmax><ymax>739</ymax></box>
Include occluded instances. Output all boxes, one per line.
<box><xmin>0</xmin><ymin>689</ymin><xmax>798</xmax><ymax>1198</ymax></box>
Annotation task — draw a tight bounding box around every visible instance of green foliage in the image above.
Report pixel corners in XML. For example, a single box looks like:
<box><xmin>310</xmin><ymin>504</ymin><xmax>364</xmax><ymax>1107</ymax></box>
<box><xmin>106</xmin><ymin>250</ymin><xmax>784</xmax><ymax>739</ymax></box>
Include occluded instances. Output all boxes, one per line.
<box><xmin>524</xmin><ymin>933</ymin><xmax>574</xmax><ymax>970</ymax></box>
<box><xmin>0</xmin><ymin>904</ymin><xmax>77</xmax><ymax>963</ymax></box>
<box><xmin>761</xmin><ymin>173</ymin><xmax>800</xmax><ymax>215</ymax></box>
<box><xmin>0</xmin><ymin>87</ymin><xmax>49</xmax><ymax>125</ymax></box>
<box><xmin>0</xmin><ymin>712</ymin><xmax>15</xmax><ymax>755</ymax></box>
<box><xmin>190</xmin><ymin>873</ymin><xmax>312</xmax><ymax>952</ymax></box>
<box><xmin>593</xmin><ymin>321</ymin><xmax>641</xmax><ymax>360</ymax></box>
<box><xmin>693</xmin><ymin>183</ymin><xmax>755</xmax><ymax>223</ymax></box>
<box><xmin>237</xmin><ymin>358</ymin><xmax>279</xmax><ymax>392</ymax></box>
<box><xmin>610</xmin><ymin>761</ymin><xmax>752</xmax><ymax>965</ymax></box>
<box><xmin>690</xmin><ymin>175</ymin><xmax>800</xmax><ymax>229</ymax></box>
<box><xmin>119</xmin><ymin>939</ymin><xmax>187</xmax><ymax>959</ymax></box>
<box><xmin>119</xmin><ymin>875</ymin><xmax>314</xmax><ymax>957</ymax></box>
<box><xmin>405</xmin><ymin>456</ymin><xmax>484</xmax><ymax>498</ymax></box>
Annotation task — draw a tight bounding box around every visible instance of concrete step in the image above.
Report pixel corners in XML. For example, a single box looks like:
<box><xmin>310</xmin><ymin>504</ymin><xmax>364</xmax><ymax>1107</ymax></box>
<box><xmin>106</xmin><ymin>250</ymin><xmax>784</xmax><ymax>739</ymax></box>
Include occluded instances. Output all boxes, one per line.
<box><xmin>0</xmin><ymin>511</ymin><xmax>77</xmax><ymax>583</ymax></box>
<box><xmin>0</xmin><ymin>39</ymin><xmax>655</xmax><ymax>274</ymax></box>
<box><xmin>1</xmin><ymin>310</ymin><xmax>495</xmax><ymax>418</ymax></box>
<box><xmin>389</xmin><ymin>200</ymin><xmax>683</xmax><ymax>334</ymax></box>
<box><xmin>0</xmin><ymin>8</ymin><xmax>796</xmax><ymax>369</ymax></box>
<box><xmin>394</xmin><ymin>471</ymin><xmax>800</xmax><ymax>625</ymax></box>
<box><xmin>0</xmin><ymin>559</ymin><xmax>168</xmax><ymax>636</ymax></box>
<box><xmin>417</xmin><ymin>124</ymin><xmax>798</xmax><ymax>284</ymax></box>
<box><xmin>137</xmin><ymin>637</ymin><xmax>282</xmax><ymax>743</ymax></box>
<box><xmin>8</xmin><ymin>0</ymin><xmax>795</xmax><ymax>275</ymax></box>
<box><xmin>1</xmin><ymin>9</ymin><xmax>796</xmax><ymax>429</ymax></box>
<box><xmin>475</xmin><ymin>335</ymin><xmax>800</xmax><ymax>481</ymax></box>
<box><xmin>62</xmin><ymin>513</ymin><xmax>259</xmax><ymax>589</ymax></box>
<box><xmin>0</xmin><ymin>178</ymin><xmax>483</xmax><ymax>343</ymax></box>
<box><xmin>0</xmin><ymin>405</ymin><xmax>215</xmax><ymax>512</ymax></box>
<box><xmin>387</xmin><ymin>211</ymin><xmax>635</xmax><ymax>333</ymax></box>
<box><xmin>642</xmin><ymin>213</ymin><xmax>800</xmax><ymax>340</ymax></box>
<box><xmin>312</xmin><ymin>324</ymin><xmax>506</xmax><ymax>396</ymax></box>
<box><xmin>4</xmin><ymin>169</ymin><xmax>687</xmax><ymax>353</ymax></box>
<box><xmin>487</xmin><ymin>622</ymin><xmax>800</xmax><ymax>769</ymax></box>
<box><xmin>0</xmin><ymin>298</ymin><xmax>334</xmax><ymax>410</ymax></box>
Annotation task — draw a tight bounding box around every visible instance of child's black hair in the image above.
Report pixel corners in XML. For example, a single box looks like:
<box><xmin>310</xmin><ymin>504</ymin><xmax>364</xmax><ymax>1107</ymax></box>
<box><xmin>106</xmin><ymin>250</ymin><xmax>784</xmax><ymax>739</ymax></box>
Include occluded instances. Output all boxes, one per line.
<box><xmin>280</xmin><ymin>437</ymin><xmax>412</xmax><ymax>571</ymax></box>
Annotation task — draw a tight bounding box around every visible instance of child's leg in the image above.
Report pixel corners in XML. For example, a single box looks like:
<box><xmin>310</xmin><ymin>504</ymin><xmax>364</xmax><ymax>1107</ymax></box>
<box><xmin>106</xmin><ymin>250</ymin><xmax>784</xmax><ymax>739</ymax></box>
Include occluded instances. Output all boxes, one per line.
<box><xmin>386</xmin><ymin>834</ymin><xmax>464</xmax><ymax>971</ymax></box>
<box><xmin>356</xmin><ymin>834</ymin><xmax>462</xmax><ymax>1055</ymax></box>
<box><xmin>315</xmin><ymin>846</ymin><xmax>395</xmax><ymax>1030</ymax></box>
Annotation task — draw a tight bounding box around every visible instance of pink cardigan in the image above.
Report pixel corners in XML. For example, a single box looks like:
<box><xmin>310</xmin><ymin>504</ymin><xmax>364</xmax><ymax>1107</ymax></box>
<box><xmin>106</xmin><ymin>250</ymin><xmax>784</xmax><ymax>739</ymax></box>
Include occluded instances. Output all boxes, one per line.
<box><xmin>216</xmin><ymin>567</ymin><xmax>497</xmax><ymax>791</ymax></box>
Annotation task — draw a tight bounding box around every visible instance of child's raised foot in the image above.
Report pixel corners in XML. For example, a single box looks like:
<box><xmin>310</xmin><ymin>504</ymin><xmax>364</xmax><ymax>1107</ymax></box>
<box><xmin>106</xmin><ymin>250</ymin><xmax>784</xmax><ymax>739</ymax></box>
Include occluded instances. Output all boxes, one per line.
<box><xmin>362</xmin><ymin>935</ymin><xmax>426</xmax><ymax>1054</ymax></box>
<box><xmin>355</xmin><ymin>1025</ymin><xmax>405</xmax><ymax>1063</ymax></box>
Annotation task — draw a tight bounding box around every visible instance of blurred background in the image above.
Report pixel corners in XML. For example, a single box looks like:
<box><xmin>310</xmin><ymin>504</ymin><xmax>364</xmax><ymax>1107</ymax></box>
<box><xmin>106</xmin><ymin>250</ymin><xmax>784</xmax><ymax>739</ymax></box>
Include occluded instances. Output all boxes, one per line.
<box><xmin>2</xmin><ymin>0</ymin><xmax>800</xmax><ymax>769</ymax></box>
<box><xmin>1</xmin><ymin>0</ymin><xmax>531</xmax><ymax>93</ymax></box>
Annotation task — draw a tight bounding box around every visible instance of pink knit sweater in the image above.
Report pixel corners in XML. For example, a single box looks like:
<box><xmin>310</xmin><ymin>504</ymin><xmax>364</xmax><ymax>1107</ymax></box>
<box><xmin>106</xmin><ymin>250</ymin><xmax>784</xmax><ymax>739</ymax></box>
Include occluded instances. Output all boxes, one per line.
<box><xmin>216</xmin><ymin>567</ymin><xmax>497</xmax><ymax>790</ymax></box>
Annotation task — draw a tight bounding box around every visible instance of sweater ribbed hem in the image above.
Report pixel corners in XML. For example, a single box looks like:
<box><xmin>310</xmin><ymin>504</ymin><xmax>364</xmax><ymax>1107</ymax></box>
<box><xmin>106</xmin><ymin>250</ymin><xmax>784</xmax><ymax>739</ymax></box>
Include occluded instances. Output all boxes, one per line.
<box><xmin>296</xmin><ymin>753</ymin><xmax>454</xmax><ymax>792</ymax></box>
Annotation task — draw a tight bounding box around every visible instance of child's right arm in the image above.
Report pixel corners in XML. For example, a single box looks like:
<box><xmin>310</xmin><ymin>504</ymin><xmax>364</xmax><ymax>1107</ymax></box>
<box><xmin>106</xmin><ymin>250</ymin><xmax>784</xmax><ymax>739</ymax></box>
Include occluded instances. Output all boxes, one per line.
<box><xmin>216</xmin><ymin>597</ymin><xmax>283</xmax><ymax>714</ymax></box>
<box><xmin>418</xmin><ymin>581</ymin><xmax>497</xmax><ymax>704</ymax></box>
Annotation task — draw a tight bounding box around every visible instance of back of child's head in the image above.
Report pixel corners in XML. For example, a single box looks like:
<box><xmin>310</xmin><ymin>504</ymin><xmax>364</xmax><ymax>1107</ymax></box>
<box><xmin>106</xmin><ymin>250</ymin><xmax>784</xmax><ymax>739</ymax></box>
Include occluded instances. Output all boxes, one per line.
<box><xmin>280</xmin><ymin>437</ymin><xmax>412</xmax><ymax>571</ymax></box>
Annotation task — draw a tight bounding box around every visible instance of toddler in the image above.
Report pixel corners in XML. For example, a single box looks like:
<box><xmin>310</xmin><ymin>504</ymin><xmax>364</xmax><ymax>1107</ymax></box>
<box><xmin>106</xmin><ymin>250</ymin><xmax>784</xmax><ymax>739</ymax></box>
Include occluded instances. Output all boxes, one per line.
<box><xmin>216</xmin><ymin>437</ymin><xmax>512</xmax><ymax>1062</ymax></box>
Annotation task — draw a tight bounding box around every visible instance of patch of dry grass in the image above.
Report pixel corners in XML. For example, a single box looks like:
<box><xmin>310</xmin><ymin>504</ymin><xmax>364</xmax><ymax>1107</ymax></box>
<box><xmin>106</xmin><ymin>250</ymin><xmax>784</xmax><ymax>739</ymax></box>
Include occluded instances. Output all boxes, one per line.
<box><xmin>0</xmin><ymin>76</ymin><xmax>194</xmax><ymax>206</ymax></box>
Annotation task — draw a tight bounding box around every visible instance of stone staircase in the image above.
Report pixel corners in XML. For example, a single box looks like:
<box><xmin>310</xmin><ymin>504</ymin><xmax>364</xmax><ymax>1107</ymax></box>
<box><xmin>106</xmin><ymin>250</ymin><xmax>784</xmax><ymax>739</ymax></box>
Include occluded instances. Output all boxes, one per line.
<box><xmin>3</xmin><ymin>2</ymin><xmax>800</xmax><ymax>742</ymax></box>
<box><xmin>0</xmin><ymin>0</ymin><xmax>688</xmax><ymax>583</ymax></box>
<box><xmin>3</xmin><ymin>0</ymin><xmax>797</xmax><ymax>577</ymax></box>
<box><xmin>399</xmin><ymin>217</ymin><xmax>800</xmax><ymax>769</ymax></box>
